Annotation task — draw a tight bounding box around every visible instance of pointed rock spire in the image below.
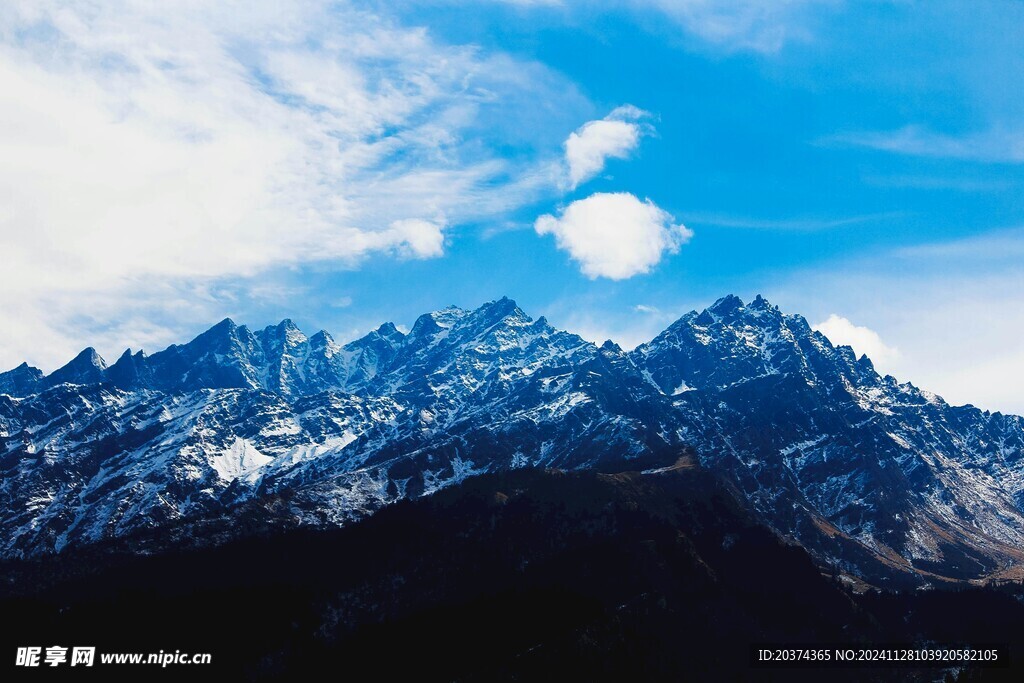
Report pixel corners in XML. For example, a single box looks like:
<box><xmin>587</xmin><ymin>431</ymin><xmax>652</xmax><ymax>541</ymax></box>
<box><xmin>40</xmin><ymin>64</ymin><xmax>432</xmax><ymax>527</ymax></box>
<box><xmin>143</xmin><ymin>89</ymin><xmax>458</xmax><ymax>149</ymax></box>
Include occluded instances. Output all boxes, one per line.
<box><xmin>708</xmin><ymin>294</ymin><xmax>744</xmax><ymax>315</ymax></box>
<box><xmin>46</xmin><ymin>347</ymin><xmax>107</xmax><ymax>387</ymax></box>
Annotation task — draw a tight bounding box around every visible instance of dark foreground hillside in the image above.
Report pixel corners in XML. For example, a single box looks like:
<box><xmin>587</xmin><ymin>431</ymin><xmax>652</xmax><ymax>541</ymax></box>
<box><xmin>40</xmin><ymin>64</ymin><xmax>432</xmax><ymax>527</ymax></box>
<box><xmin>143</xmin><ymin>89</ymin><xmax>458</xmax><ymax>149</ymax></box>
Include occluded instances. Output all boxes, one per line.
<box><xmin>3</xmin><ymin>461</ymin><xmax>1023</xmax><ymax>681</ymax></box>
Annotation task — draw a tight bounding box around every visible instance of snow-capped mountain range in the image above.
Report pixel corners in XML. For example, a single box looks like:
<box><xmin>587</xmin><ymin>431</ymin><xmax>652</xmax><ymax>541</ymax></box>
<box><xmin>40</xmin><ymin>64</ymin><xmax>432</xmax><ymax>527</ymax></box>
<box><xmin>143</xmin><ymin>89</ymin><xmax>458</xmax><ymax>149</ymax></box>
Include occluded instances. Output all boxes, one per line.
<box><xmin>2</xmin><ymin>296</ymin><xmax>1022</xmax><ymax>585</ymax></box>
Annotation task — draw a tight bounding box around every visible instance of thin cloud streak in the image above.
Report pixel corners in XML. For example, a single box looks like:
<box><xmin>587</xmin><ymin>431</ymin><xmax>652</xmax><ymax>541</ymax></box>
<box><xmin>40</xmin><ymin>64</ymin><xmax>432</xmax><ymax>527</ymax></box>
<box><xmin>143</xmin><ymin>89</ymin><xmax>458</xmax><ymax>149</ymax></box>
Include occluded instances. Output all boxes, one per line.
<box><xmin>688</xmin><ymin>211</ymin><xmax>906</xmax><ymax>232</ymax></box>
<box><xmin>828</xmin><ymin>125</ymin><xmax>1024</xmax><ymax>164</ymax></box>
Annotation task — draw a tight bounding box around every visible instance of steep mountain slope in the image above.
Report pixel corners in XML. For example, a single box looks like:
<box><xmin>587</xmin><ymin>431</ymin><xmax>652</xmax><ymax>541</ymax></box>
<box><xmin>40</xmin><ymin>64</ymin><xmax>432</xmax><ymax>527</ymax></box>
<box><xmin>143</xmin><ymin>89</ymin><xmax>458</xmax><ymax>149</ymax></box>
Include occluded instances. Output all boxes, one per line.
<box><xmin>632</xmin><ymin>295</ymin><xmax>1024</xmax><ymax>582</ymax></box>
<box><xmin>1</xmin><ymin>295</ymin><xmax>1022</xmax><ymax>586</ymax></box>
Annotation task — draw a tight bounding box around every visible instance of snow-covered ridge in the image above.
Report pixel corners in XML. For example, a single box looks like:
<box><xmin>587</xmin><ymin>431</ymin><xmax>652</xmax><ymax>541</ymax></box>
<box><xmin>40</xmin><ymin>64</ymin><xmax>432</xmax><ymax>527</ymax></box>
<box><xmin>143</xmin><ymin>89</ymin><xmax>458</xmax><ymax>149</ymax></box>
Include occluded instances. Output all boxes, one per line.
<box><xmin>1</xmin><ymin>295</ymin><xmax>1022</xmax><ymax>585</ymax></box>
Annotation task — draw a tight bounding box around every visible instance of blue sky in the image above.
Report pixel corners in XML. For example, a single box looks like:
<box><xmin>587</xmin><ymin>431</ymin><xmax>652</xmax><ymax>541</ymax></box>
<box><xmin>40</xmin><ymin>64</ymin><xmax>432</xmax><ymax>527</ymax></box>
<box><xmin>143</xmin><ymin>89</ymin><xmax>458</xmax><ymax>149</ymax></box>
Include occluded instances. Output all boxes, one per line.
<box><xmin>1</xmin><ymin>1</ymin><xmax>1022</xmax><ymax>413</ymax></box>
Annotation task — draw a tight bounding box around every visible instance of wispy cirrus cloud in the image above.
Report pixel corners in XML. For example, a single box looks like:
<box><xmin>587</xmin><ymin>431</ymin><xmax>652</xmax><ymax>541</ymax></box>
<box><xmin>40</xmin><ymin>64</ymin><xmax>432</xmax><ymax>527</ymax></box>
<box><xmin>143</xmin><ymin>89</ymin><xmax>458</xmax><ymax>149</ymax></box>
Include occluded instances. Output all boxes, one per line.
<box><xmin>435</xmin><ymin>0</ymin><xmax>836</xmax><ymax>53</ymax></box>
<box><xmin>687</xmin><ymin>211</ymin><xmax>905</xmax><ymax>232</ymax></box>
<box><xmin>829</xmin><ymin>125</ymin><xmax>1024</xmax><ymax>163</ymax></box>
<box><xmin>861</xmin><ymin>174</ymin><xmax>1016</xmax><ymax>193</ymax></box>
<box><xmin>0</xmin><ymin>1</ymin><xmax>581</xmax><ymax>371</ymax></box>
<box><xmin>632</xmin><ymin>0</ymin><xmax>836</xmax><ymax>53</ymax></box>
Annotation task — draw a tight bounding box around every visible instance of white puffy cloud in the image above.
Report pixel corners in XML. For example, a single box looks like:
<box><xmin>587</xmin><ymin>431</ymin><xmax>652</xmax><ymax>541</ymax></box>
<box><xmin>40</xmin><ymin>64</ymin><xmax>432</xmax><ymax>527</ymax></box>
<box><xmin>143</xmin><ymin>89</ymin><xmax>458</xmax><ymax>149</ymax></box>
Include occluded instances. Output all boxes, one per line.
<box><xmin>564</xmin><ymin>106</ymin><xmax>649</xmax><ymax>188</ymax></box>
<box><xmin>0</xmin><ymin>1</ymin><xmax>577</xmax><ymax>371</ymax></box>
<box><xmin>535</xmin><ymin>192</ymin><xmax>692</xmax><ymax>279</ymax></box>
<box><xmin>813</xmin><ymin>315</ymin><xmax>900</xmax><ymax>372</ymax></box>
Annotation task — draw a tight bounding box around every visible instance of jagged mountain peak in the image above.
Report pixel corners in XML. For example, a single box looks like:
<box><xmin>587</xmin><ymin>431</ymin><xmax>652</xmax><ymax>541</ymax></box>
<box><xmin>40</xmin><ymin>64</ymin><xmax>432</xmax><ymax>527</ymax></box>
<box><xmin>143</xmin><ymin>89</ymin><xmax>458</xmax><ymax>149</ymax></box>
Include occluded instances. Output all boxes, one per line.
<box><xmin>2</xmin><ymin>293</ymin><xmax>1024</xmax><ymax>590</ymax></box>
<box><xmin>258</xmin><ymin>318</ymin><xmax>308</xmax><ymax>348</ymax></box>
<box><xmin>46</xmin><ymin>347</ymin><xmax>107</xmax><ymax>387</ymax></box>
<box><xmin>8</xmin><ymin>298</ymin><xmax>553</xmax><ymax>401</ymax></box>
<box><xmin>707</xmin><ymin>293</ymin><xmax>745</xmax><ymax>314</ymax></box>
<box><xmin>185</xmin><ymin>317</ymin><xmax>245</xmax><ymax>351</ymax></box>
<box><xmin>635</xmin><ymin>294</ymin><xmax>867</xmax><ymax>396</ymax></box>
<box><xmin>0</xmin><ymin>295</ymin><xmax>890</xmax><ymax>406</ymax></box>
<box><xmin>349</xmin><ymin>320</ymin><xmax>402</xmax><ymax>344</ymax></box>
<box><xmin>1</xmin><ymin>361</ymin><xmax>40</xmax><ymax>376</ymax></box>
<box><xmin>410</xmin><ymin>309</ymin><xmax>458</xmax><ymax>337</ymax></box>
<box><xmin>113</xmin><ymin>347</ymin><xmax>147</xmax><ymax>362</ymax></box>
<box><xmin>0</xmin><ymin>362</ymin><xmax>44</xmax><ymax>398</ymax></box>
<box><xmin>309</xmin><ymin>329</ymin><xmax>337</xmax><ymax>347</ymax></box>
<box><xmin>78</xmin><ymin>346</ymin><xmax>106</xmax><ymax>367</ymax></box>
<box><xmin>105</xmin><ymin>347</ymin><xmax>151</xmax><ymax>390</ymax></box>
<box><xmin>262</xmin><ymin>317</ymin><xmax>301</xmax><ymax>335</ymax></box>
<box><xmin>428</xmin><ymin>304</ymin><xmax>468</xmax><ymax>327</ymax></box>
<box><xmin>657</xmin><ymin>294</ymin><xmax>779</xmax><ymax>340</ymax></box>
<box><xmin>478</xmin><ymin>295</ymin><xmax>525</xmax><ymax>317</ymax></box>
<box><xmin>108</xmin><ymin>348</ymin><xmax>138</xmax><ymax>374</ymax></box>
<box><xmin>458</xmin><ymin>296</ymin><xmax>532</xmax><ymax>330</ymax></box>
<box><xmin>374</xmin><ymin>321</ymin><xmax>404</xmax><ymax>340</ymax></box>
<box><xmin>327</xmin><ymin>297</ymin><xmax>598</xmax><ymax>406</ymax></box>
<box><xmin>703</xmin><ymin>293</ymin><xmax>786</xmax><ymax>322</ymax></box>
<box><xmin>405</xmin><ymin>298</ymin><xmax>534</xmax><ymax>344</ymax></box>
<box><xmin>209</xmin><ymin>317</ymin><xmax>239</xmax><ymax>333</ymax></box>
